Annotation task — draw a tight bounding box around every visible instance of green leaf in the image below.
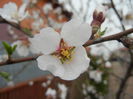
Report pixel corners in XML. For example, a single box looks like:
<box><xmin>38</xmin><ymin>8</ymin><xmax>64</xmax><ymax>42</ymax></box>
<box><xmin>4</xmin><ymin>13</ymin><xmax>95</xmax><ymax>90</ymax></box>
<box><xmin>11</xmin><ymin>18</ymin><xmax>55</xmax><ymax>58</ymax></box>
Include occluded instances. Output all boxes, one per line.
<box><xmin>98</xmin><ymin>27</ymin><xmax>107</xmax><ymax>36</ymax></box>
<box><xmin>2</xmin><ymin>42</ymin><xmax>17</xmax><ymax>56</ymax></box>
<box><xmin>0</xmin><ymin>71</ymin><xmax>10</xmax><ymax>81</ymax></box>
<box><xmin>2</xmin><ymin>42</ymin><xmax>12</xmax><ymax>56</ymax></box>
<box><xmin>22</xmin><ymin>28</ymin><xmax>33</xmax><ymax>37</ymax></box>
<box><xmin>12</xmin><ymin>45</ymin><xmax>17</xmax><ymax>52</ymax></box>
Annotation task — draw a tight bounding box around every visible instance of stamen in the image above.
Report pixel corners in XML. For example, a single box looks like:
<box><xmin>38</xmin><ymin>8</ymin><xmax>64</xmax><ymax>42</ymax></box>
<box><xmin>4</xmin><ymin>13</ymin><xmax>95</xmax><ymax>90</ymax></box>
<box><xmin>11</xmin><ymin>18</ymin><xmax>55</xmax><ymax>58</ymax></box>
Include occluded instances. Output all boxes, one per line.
<box><xmin>61</xmin><ymin>49</ymin><xmax>70</xmax><ymax>58</ymax></box>
<box><xmin>51</xmin><ymin>40</ymin><xmax>75</xmax><ymax>64</ymax></box>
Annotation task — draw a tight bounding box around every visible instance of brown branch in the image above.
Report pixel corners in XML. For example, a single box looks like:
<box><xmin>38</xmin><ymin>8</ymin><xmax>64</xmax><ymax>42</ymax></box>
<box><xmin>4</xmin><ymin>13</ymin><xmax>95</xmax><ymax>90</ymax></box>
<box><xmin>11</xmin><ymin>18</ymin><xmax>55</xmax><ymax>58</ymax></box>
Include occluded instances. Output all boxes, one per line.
<box><xmin>110</xmin><ymin>72</ymin><xmax>123</xmax><ymax>81</ymax></box>
<box><xmin>0</xmin><ymin>56</ymin><xmax>38</xmax><ymax>66</ymax></box>
<box><xmin>116</xmin><ymin>49</ymin><xmax>133</xmax><ymax>99</ymax></box>
<box><xmin>83</xmin><ymin>28</ymin><xmax>133</xmax><ymax>47</ymax></box>
<box><xmin>0</xmin><ymin>17</ymin><xmax>33</xmax><ymax>37</ymax></box>
<box><xmin>110</xmin><ymin>0</ymin><xmax>125</xmax><ymax>31</ymax></box>
<box><xmin>0</xmin><ymin>28</ymin><xmax>132</xmax><ymax>66</ymax></box>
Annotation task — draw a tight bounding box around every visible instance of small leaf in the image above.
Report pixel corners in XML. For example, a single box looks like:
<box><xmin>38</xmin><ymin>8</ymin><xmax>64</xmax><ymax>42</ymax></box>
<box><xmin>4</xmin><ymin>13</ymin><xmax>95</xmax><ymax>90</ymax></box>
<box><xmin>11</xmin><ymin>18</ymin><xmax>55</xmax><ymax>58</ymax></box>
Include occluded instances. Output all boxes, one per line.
<box><xmin>2</xmin><ymin>42</ymin><xmax>17</xmax><ymax>56</ymax></box>
<box><xmin>22</xmin><ymin>28</ymin><xmax>33</xmax><ymax>37</ymax></box>
<box><xmin>0</xmin><ymin>71</ymin><xmax>10</xmax><ymax>81</ymax></box>
<box><xmin>99</xmin><ymin>27</ymin><xmax>107</xmax><ymax>36</ymax></box>
<box><xmin>12</xmin><ymin>45</ymin><xmax>17</xmax><ymax>52</ymax></box>
<box><xmin>2</xmin><ymin>42</ymin><xmax>12</xmax><ymax>56</ymax></box>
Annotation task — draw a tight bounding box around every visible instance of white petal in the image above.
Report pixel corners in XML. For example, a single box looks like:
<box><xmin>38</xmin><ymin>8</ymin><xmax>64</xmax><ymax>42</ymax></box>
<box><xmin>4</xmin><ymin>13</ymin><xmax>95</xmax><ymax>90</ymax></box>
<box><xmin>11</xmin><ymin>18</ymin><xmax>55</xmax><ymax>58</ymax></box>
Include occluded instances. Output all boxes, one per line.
<box><xmin>3</xmin><ymin>2</ymin><xmax>17</xmax><ymax>17</ymax></box>
<box><xmin>37</xmin><ymin>46</ymin><xmax>90</xmax><ymax>80</ymax></box>
<box><xmin>61</xmin><ymin>46</ymin><xmax>90</xmax><ymax>80</ymax></box>
<box><xmin>12</xmin><ymin>41</ymin><xmax>29</xmax><ymax>56</ymax></box>
<box><xmin>43</xmin><ymin>3</ymin><xmax>53</xmax><ymax>14</ymax></box>
<box><xmin>29</xmin><ymin>27</ymin><xmax>61</xmax><ymax>54</ymax></box>
<box><xmin>37</xmin><ymin>55</ymin><xmax>64</xmax><ymax>76</ymax></box>
<box><xmin>18</xmin><ymin>3</ymin><xmax>27</xmax><ymax>16</ymax></box>
<box><xmin>16</xmin><ymin>45</ymin><xmax>29</xmax><ymax>56</ymax></box>
<box><xmin>61</xmin><ymin>18</ymin><xmax>92</xmax><ymax>46</ymax></box>
<box><xmin>3</xmin><ymin>2</ymin><xmax>18</xmax><ymax>13</ymax></box>
<box><xmin>0</xmin><ymin>2</ymin><xmax>19</xmax><ymax>23</ymax></box>
<box><xmin>29</xmin><ymin>44</ymin><xmax>40</xmax><ymax>54</ymax></box>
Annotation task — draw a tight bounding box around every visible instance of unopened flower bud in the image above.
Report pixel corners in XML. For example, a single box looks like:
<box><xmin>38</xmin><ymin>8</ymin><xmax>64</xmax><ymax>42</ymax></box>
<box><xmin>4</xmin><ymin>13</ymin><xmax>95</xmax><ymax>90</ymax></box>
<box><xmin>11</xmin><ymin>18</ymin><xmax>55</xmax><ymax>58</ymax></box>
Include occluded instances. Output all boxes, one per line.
<box><xmin>90</xmin><ymin>6</ymin><xmax>107</xmax><ymax>39</ymax></box>
<box><xmin>93</xmin><ymin>10</ymin><xmax>105</xmax><ymax>23</ymax></box>
<box><xmin>91</xmin><ymin>5</ymin><xmax>107</xmax><ymax>27</ymax></box>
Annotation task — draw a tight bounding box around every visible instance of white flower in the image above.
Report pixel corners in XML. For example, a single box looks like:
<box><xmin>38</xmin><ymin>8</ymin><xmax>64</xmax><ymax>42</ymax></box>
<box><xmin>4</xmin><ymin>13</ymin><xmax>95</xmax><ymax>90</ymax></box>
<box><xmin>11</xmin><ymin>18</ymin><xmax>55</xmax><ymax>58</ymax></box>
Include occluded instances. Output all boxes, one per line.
<box><xmin>89</xmin><ymin>70</ymin><xmax>103</xmax><ymax>83</ymax></box>
<box><xmin>87</xmin><ymin>86</ymin><xmax>96</xmax><ymax>94</ymax></box>
<box><xmin>58</xmin><ymin>83</ymin><xmax>68</xmax><ymax>99</ymax></box>
<box><xmin>32</xmin><ymin>18</ymin><xmax>44</xmax><ymax>31</ymax></box>
<box><xmin>43</xmin><ymin>3</ymin><xmax>53</xmax><ymax>14</ymax></box>
<box><xmin>12</xmin><ymin>40</ymin><xmax>29</xmax><ymax>56</ymax></box>
<box><xmin>103</xmin><ymin>80</ymin><xmax>107</xmax><ymax>85</ymax></box>
<box><xmin>32</xmin><ymin>10</ymin><xmax>40</xmax><ymax>19</ymax></box>
<box><xmin>0</xmin><ymin>2</ymin><xmax>28</xmax><ymax>23</ymax></box>
<box><xmin>12</xmin><ymin>40</ymin><xmax>38</xmax><ymax>57</ymax></box>
<box><xmin>45</xmin><ymin>88</ymin><xmax>56</xmax><ymax>98</ymax></box>
<box><xmin>28</xmin><ymin>81</ymin><xmax>34</xmax><ymax>86</ymax></box>
<box><xmin>82</xmin><ymin>89</ymin><xmax>87</xmax><ymax>95</ymax></box>
<box><xmin>7</xmin><ymin>26</ymin><xmax>18</xmax><ymax>39</ymax></box>
<box><xmin>105</xmin><ymin>61</ymin><xmax>112</xmax><ymax>68</ymax></box>
<box><xmin>48</xmin><ymin>17</ymin><xmax>63</xmax><ymax>29</ymax></box>
<box><xmin>41</xmin><ymin>82</ymin><xmax>47</xmax><ymax>87</ymax></box>
<box><xmin>23</xmin><ymin>0</ymin><xmax>30</xmax><ymax>4</ymax></box>
<box><xmin>7</xmin><ymin>81</ymin><xmax>15</xmax><ymax>87</ymax></box>
<box><xmin>30</xmin><ymin>18</ymin><xmax>92</xmax><ymax>80</ymax></box>
<box><xmin>0</xmin><ymin>54</ymin><xmax>8</xmax><ymax>62</ymax></box>
<box><xmin>23</xmin><ymin>0</ymin><xmax>37</xmax><ymax>5</ymax></box>
<box><xmin>54</xmin><ymin>7</ymin><xmax>62</xmax><ymax>15</ymax></box>
<box><xmin>31</xmin><ymin>0</ymin><xmax>37</xmax><ymax>4</ymax></box>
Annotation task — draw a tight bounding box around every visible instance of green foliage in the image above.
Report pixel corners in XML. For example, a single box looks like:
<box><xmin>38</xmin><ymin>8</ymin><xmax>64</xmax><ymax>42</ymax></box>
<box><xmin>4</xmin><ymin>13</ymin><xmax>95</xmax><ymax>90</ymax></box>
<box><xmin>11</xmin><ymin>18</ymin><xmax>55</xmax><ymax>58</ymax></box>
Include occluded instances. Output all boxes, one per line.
<box><xmin>97</xmin><ymin>27</ymin><xmax>107</xmax><ymax>36</ymax></box>
<box><xmin>2</xmin><ymin>41</ymin><xmax>17</xmax><ymax>56</ymax></box>
<box><xmin>81</xmin><ymin>54</ymin><xmax>110</xmax><ymax>99</ymax></box>
<box><xmin>89</xmin><ymin>54</ymin><xmax>109</xmax><ymax>94</ymax></box>
<box><xmin>22</xmin><ymin>28</ymin><xmax>33</xmax><ymax>37</ymax></box>
<box><xmin>0</xmin><ymin>71</ymin><xmax>10</xmax><ymax>81</ymax></box>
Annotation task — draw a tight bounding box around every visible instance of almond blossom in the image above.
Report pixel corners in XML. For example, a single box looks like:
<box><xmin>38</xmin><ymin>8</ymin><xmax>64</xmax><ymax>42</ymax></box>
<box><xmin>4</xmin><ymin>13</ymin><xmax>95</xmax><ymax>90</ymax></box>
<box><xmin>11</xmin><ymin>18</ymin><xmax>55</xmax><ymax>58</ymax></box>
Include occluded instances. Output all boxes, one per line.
<box><xmin>0</xmin><ymin>2</ymin><xmax>28</xmax><ymax>23</ymax></box>
<box><xmin>58</xmin><ymin>83</ymin><xmax>68</xmax><ymax>99</ymax></box>
<box><xmin>89</xmin><ymin>70</ymin><xmax>103</xmax><ymax>83</ymax></box>
<box><xmin>43</xmin><ymin>3</ymin><xmax>53</xmax><ymax>14</ymax></box>
<box><xmin>12</xmin><ymin>39</ymin><xmax>38</xmax><ymax>57</ymax></box>
<box><xmin>30</xmin><ymin>18</ymin><xmax>92</xmax><ymax>80</ymax></box>
<box><xmin>45</xmin><ymin>88</ymin><xmax>56</xmax><ymax>99</ymax></box>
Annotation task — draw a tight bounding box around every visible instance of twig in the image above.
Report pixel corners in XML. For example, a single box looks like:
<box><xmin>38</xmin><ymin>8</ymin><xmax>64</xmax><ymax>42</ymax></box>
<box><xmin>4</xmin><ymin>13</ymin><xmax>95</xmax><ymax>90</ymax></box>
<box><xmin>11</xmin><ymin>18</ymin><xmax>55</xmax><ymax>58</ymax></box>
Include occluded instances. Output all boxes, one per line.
<box><xmin>110</xmin><ymin>72</ymin><xmax>123</xmax><ymax>81</ymax></box>
<box><xmin>0</xmin><ymin>55</ymin><xmax>38</xmax><ymax>66</ymax></box>
<box><xmin>68</xmin><ymin>0</ymin><xmax>79</xmax><ymax>15</ymax></box>
<box><xmin>13</xmin><ymin>62</ymin><xmax>31</xmax><ymax>80</ymax></box>
<box><xmin>0</xmin><ymin>17</ymin><xmax>33</xmax><ymax>37</ymax></box>
<box><xmin>116</xmin><ymin>49</ymin><xmax>133</xmax><ymax>99</ymax></box>
<box><xmin>83</xmin><ymin>28</ymin><xmax>133</xmax><ymax>47</ymax></box>
<box><xmin>110</xmin><ymin>0</ymin><xmax>125</xmax><ymax>31</ymax></box>
<box><xmin>0</xmin><ymin>28</ymin><xmax>132</xmax><ymax>66</ymax></box>
<box><xmin>110</xmin><ymin>1</ymin><xmax>133</xmax><ymax>98</ymax></box>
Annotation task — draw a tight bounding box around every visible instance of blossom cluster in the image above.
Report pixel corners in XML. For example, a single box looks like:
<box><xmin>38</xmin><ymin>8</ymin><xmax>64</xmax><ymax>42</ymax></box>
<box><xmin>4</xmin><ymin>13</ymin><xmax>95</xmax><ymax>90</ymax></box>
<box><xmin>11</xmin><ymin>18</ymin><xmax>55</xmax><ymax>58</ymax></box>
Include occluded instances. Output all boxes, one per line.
<box><xmin>0</xmin><ymin>2</ymin><xmax>28</xmax><ymax>23</ymax></box>
<box><xmin>81</xmin><ymin>54</ymin><xmax>110</xmax><ymax>98</ymax></box>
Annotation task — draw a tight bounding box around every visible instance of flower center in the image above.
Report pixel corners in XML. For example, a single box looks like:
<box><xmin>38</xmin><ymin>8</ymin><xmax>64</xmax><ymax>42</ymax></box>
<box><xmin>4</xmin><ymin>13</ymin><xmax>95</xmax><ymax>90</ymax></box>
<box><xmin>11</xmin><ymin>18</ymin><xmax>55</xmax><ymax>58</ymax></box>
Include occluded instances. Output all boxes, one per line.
<box><xmin>61</xmin><ymin>49</ymin><xmax>70</xmax><ymax>58</ymax></box>
<box><xmin>51</xmin><ymin>39</ymin><xmax>75</xmax><ymax>64</ymax></box>
<box><xmin>59</xmin><ymin>47</ymin><xmax>75</xmax><ymax>64</ymax></box>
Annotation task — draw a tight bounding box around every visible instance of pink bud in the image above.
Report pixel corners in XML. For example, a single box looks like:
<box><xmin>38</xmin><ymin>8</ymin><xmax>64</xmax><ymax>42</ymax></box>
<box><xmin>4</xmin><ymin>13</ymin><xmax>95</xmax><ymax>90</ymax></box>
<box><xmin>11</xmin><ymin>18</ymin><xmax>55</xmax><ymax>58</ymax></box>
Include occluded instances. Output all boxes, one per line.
<box><xmin>93</xmin><ymin>10</ymin><xmax>105</xmax><ymax>23</ymax></box>
<box><xmin>91</xmin><ymin>5</ymin><xmax>107</xmax><ymax>27</ymax></box>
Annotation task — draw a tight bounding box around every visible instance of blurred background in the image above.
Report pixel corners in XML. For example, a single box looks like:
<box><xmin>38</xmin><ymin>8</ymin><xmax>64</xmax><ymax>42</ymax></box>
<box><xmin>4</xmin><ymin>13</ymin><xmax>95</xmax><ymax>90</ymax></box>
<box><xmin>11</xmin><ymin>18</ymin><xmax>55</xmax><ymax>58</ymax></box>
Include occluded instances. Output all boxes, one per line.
<box><xmin>0</xmin><ymin>0</ymin><xmax>133</xmax><ymax>99</ymax></box>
